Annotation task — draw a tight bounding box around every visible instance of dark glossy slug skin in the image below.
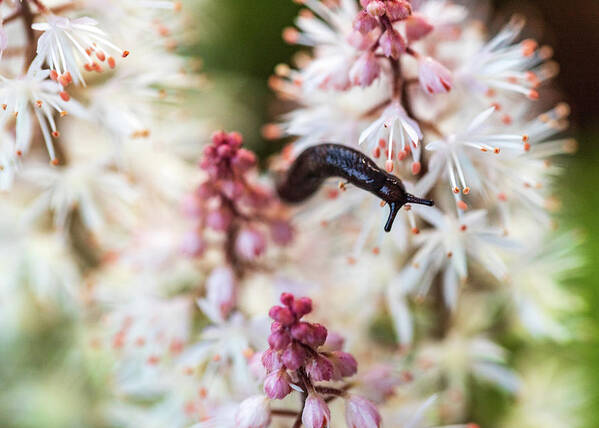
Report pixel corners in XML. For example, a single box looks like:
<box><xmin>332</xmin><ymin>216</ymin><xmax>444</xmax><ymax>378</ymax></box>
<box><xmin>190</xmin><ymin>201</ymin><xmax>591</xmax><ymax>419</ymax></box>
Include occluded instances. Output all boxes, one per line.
<box><xmin>277</xmin><ymin>143</ymin><xmax>434</xmax><ymax>232</ymax></box>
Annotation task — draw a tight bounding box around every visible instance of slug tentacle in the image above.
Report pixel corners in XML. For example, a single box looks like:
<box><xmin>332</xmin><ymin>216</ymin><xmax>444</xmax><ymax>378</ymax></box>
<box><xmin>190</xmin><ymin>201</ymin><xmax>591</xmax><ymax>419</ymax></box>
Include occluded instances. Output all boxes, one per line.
<box><xmin>277</xmin><ymin>143</ymin><xmax>434</xmax><ymax>232</ymax></box>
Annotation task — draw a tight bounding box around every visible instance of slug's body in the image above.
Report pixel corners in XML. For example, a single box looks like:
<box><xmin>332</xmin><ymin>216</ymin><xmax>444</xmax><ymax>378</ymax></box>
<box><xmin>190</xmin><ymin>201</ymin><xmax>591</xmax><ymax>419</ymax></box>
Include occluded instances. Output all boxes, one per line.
<box><xmin>277</xmin><ymin>144</ymin><xmax>434</xmax><ymax>232</ymax></box>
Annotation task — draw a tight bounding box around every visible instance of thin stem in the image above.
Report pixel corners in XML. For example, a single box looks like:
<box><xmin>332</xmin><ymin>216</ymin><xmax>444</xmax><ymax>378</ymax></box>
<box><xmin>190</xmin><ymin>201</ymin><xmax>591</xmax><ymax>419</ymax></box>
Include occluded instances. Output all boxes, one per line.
<box><xmin>314</xmin><ymin>386</ymin><xmax>347</xmax><ymax>397</ymax></box>
<box><xmin>271</xmin><ymin>409</ymin><xmax>299</xmax><ymax>417</ymax></box>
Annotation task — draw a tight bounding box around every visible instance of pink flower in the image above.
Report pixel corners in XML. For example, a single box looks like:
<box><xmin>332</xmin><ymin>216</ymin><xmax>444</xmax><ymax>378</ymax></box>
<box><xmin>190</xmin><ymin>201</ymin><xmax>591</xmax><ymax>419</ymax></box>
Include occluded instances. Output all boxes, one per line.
<box><xmin>270</xmin><ymin>219</ymin><xmax>294</xmax><ymax>245</ymax></box>
<box><xmin>204</xmin><ymin>267</ymin><xmax>237</xmax><ymax>318</ymax></box>
<box><xmin>302</xmin><ymin>394</ymin><xmax>331</xmax><ymax>428</ymax></box>
<box><xmin>268</xmin><ymin>327</ymin><xmax>291</xmax><ymax>350</ymax></box>
<box><xmin>344</xmin><ymin>395</ymin><xmax>382</xmax><ymax>428</ymax></box>
<box><xmin>380</xmin><ymin>29</ymin><xmax>405</xmax><ymax>59</ymax></box>
<box><xmin>292</xmin><ymin>297</ymin><xmax>313</xmax><ymax>318</ymax></box>
<box><xmin>181</xmin><ymin>193</ymin><xmax>203</xmax><ymax>217</ymax></box>
<box><xmin>281</xmin><ymin>341</ymin><xmax>307</xmax><ymax>370</ymax></box>
<box><xmin>350</xmin><ymin>51</ymin><xmax>381</xmax><ymax>88</ymax></box>
<box><xmin>264</xmin><ymin>369</ymin><xmax>292</xmax><ymax>399</ymax></box>
<box><xmin>385</xmin><ymin>0</ymin><xmax>412</xmax><ymax>21</ymax></box>
<box><xmin>353</xmin><ymin>10</ymin><xmax>378</xmax><ymax>34</ymax></box>
<box><xmin>323</xmin><ymin>332</ymin><xmax>345</xmax><ymax>352</ymax></box>
<box><xmin>235</xmin><ymin>395</ymin><xmax>271</xmax><ymax>428</ymax></box>
<box><xmin>181</xmin><ymin>231</ymin><xmax>206</xmax><ymax>257</ymax></box>
<box><xmin>305</xmin><ymin>355</ymin><xmax>335</xmax><ymax>382</ymax></box>
<box><xmin>419</xmin><ymin>56</ymin><xmax>453</xmax><ymax>94</ymax></box>
<box><xmin>366</xmin><ymin>1</ymin><xmax>386</xmax><ymax>17</ymax></box>
<box><xmin>261</xmin><ymin>348</ymin><xmax>284</xmax><ymax>373</ymax></box>
<box><xmin>205</xmin><ymin>207</ymin><xmax>233</xmax><ymax>231</ymax></box>
<box><xmin>291</xmin><ymin>322</ymin><xmax>328</xmax><ymax>348</ymax></box>
<box><xmin>331</xmin><ymin>351</ymin><xmax>358</xmax><ymax>378</ymax></box>
<box><xmin>269</xmin><ymin>305</ymin><xmax>295</xmax><ymax>326</ymax></box>
<box><xmin>235</xmin><ymin>227</ymin><xmax>267</xmax><ymax>260</ymax></box>
<box><xmin>360</xmin><ymin>365</ymin><xmax>402</xmax><ymax>403</ymax></box>
<box><xmin>406</xmin><ymin>14</ymin><xmax>434</xmax><ymax>43</ymax></box>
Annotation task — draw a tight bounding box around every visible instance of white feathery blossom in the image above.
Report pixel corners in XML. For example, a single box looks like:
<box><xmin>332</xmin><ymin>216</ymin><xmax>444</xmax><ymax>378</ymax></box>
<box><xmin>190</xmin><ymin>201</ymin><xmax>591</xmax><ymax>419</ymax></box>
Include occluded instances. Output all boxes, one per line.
<box><xmin>33</xmin><ymin>15</ymin><xmax>129</xmax><ymax>85</ymax></box>
<box><xmin>0</xmin><ymin>63</ymin><xmax>86</xmax><ymax>164</ymax></box>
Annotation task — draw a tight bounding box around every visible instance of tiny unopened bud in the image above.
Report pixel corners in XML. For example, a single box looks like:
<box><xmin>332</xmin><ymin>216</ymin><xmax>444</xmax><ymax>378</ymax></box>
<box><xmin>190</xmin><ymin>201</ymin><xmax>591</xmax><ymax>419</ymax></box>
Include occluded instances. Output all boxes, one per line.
<box><xmin>302</xmin><ymin>394</ymin><xmax>331</xmax><ymax>428</ymax></box>
<box><xmin>181</xmin><ymin>231</ymin><xmax>206</xmax><ymax>257</ymax></box>
<box><xmin>353</xmin><ymin>10</ymin><xmax>378</xmax><ymax>34</ymax></box>
<box><xmin>331</xmin><ymin>351</ymin><xmax>358</xmax><ymax>377</ymax></box>
<box><xmin>386</xmin><ymin>0</ymin><xmax>411</xmax><ymax>21</ymax></box>
<box><xmin>350</xmin><ymin>51</ymin><xmax>381</xmax><ymax>88</ymax></box>
<box><xmin>235</xmin><ymin>395</ymin><xmax>271</xmax><ymax>428</ymax></box>
<box><xmin>261</xmin><ymin>348</ymin><xmax>284</xmax><ymax>372</ymax></box>
<box><xmin>205</xmin><ymin>267</ymin><xmax>237</xmax><ymax>319</ymax></box>
<box><xmin>281</xmin><ymin>341</ymin><xmax>307</xmax><ymax>370</ymax></box>
<box><xmin>264</xmin><ymin>369</ymin><xmax>292</xmax><ymax>399</ymax></box>
<box><xmin>268</xmin><ymin>329</ymin><xmax>292</xmax><ymax>350</ymax></box>
<box><xmin>406</xmin><ymin>14</ymin><xmax>434</xmax><ymax>42</ymax></box>
<box><xmin>366</xmin><ymin>1</ymin><xmax>386</xmax><ymax>17</ymax></box>
<box><xmin>419</xmin><ymin>57</ymin><xmax>453</xmax><ymax>94</ymax></box>
<box><xmin>205</xmin><ymin>207</ymin><xmax>233</xmax><ymax>231</ymax></box>
<box><xmin>235</xmin><ymin>227</ymin><xmax>267</xmax><ymax>260</ymax></box>
<box><xmin>292</xmin><ymin>297</ymin><xmax>313</xmax><ymax>317</ymax></box>
<box><xmin>269</xmin><ymin>305</ymin><xmax>295</xmax><ymax>326</ymax></box>
<box><xmin>344</xmin><ymin>395</ymin><xmax>382</xmax><ymax>428</ymax></box>
<box><xmin>305</xmin><ymin>354</ymin><xmax>335</xmax><ymax>381</ymax></box>
<box><xmin>380</xmin><ymin>29</ymin><xmax>406</xmax><ymax>59</ymax></box>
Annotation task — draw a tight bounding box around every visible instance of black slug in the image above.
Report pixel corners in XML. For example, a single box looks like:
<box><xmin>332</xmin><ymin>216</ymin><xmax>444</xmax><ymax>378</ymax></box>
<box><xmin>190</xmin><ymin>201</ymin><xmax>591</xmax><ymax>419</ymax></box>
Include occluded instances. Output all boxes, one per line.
<box><xmin>277</xmin><ymin>143</ymin><xmax>434</xmax><ymax>232</ymax></box>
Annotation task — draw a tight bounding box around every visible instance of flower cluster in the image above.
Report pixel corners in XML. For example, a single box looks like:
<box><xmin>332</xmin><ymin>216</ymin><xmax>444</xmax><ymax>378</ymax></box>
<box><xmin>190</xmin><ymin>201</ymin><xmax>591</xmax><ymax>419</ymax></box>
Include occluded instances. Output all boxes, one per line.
<box><xmin>235</xmin><ymin>293</ymin><xmax>382</xmax><ymax>428</ymax></box>
<box><xmin>183</xmin><ymin>131</ymin><xmax>293</xmax><ymax>266</ymax></box>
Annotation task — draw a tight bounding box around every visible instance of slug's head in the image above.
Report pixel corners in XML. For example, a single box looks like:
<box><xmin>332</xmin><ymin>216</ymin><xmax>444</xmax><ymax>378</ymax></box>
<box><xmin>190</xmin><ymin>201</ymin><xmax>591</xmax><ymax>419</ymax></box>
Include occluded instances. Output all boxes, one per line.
<box><xmin>380</xmin><ymin>172</ymin><xmax>435</xmax><ymax>233</ymax></box>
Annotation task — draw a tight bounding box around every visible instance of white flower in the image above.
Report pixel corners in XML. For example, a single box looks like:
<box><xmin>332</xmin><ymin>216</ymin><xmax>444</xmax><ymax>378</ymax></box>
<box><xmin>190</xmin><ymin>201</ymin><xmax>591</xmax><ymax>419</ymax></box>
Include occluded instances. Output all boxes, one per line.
<box><xmin>418</xmin><ymin>334</ymin><xmax>521</xmax><ymax>393</ymax></box>
<box><xmin>359</xmin><ymin>100</ymin><xmax>423</xmax><ymax>174</ymax></box>
<box><xmin>395</xmin><ymin>207</ymin><xmax>513</xmax><ymax>312</ymax></box>
<box><xmin>33</xmin><ymin>15</ymin><xmax>129</xmax><ymax>85</ymax></box>
<box><xmin>424</xmin><ymin>106</ymin><xmax>529</xmax><ymax>209</ymax></box>
<box><xmin>22</xmin><ymin>161</ymin><xmax>138</xmax><ymax>232</ymax></box>
<box><xmin>0</xmin><ymin>63</ymin><xmax>86</xmax><ymax>163</ymax></box>
<box><xmin>234</xmin><ymin>395</ymin><xmax>271</xmax><ymax>428</ymax></box>
<box><xmin>456</xmin><ymin>16</ymin><xmax>556</xmax><ymax>101</ymax></box>
<box><xmin>289</xmin><ymin>0</ymin><xmax>361</xmax><ymax>91</ymax></box>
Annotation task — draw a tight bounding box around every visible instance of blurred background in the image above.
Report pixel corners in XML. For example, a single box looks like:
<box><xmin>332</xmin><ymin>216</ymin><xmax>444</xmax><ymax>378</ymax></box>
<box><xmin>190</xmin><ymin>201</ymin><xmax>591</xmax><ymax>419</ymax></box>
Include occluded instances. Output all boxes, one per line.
<box><xmin>187</xmin><ymin>0</ymin><xmax>599</xmax><ymax>425</ymax></box>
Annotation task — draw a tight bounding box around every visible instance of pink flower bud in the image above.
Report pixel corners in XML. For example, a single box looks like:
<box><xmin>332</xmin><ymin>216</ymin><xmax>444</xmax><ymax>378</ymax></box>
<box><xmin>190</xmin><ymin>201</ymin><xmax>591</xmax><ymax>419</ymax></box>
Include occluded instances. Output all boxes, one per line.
<box><xmin>344</xmin><ymin>395</ymin><xmax>382</xmax><ymax>428</ymax></box>
<box><xmin>280</xmin><ymin>292</ymin><xmax>294</xmax><ymax>308</ymax></box>
<box><xmin>366</xmin><ymin>1</ymin><xmax>386</xmax><ymax>17</ymax></box>
<box><xmin>261</xmin><ymin>348</ymin><xmax>284</xmax><ymax>372</ymax></box>
<box><xmin>305</xmin><ymin>355</ymin><xmax>335</xmax><ymax>382</ymax></box>
<box><xmin>270</xmin><ymin>220</ymin><xmax>294</xmax><ymax>246</ymax></box>
<box><xmin>353</xmin><ymin>10</ymin><xmax>378</xmax><ymax>34</ymax></box>
<box><xmin>302</xmin><ymin>394</ymin><xmax>331</xmax><ymax>428</ymax></box>
<box><xmin>264</xmin><ymin>369</ymin><xmax>292</xmax><ymax>399</ymax></box>
<box><xmin>268</xmin><ymin>305</ymin><xmax>295</xmax><ymax>326</ymax></box>
<box><xmin>196</xmin><ymin>182</ymin><xmax>216</xmax><ymax>199</ymax></box>
<box><xmin>235</xmin><ymin>395</ymin><xmax>271</xmax><ymax>428</ymax></box>
<box><xmin>235</xmin><ymin>227</ymin><xmax>267</xmax><ymax>260</ymax></box>
<box><xmin>406</xmin><ymin>14</ymin><xmax>434</xmax><ymax>43</ymax></box>
<box><xmin>292</xmin><ymin>297</ymin><xmax>312</xmax><ymax>318</ymax></box>
<box><xmin>232</xmin><ymin>148</ymin><xmax>257</xmax><ymax>174</ymax></box>
<box><xmin>331</xmin><ymin>351</ymin><xmax>358</xmax><ymax>378</ymax></box>
<box><xmin>220</xmin><ymin>179</ymin><xmax>244</xmax><ymax>199</ymax></box>
<box><xmin>380</xmin><ymin>29</ymin><xmax>405</xmax><ymax>59</ymax></box>
<box><xmin>249</xmin><ymin>352</ymin><xmax>267</xmax><ymax>380</ymax></box>
<box><xmin>350</xmin><ymin>51</ymin><xmax>381</xmax><ymax>88</ymax></box>
<box><xmin>385</xmin><ymin>0</ymin><xmax>412</xmax><ymax>21</ymax></box>
<box><xmin>291</xmin><ymin>322</ymin><xmax>328</xmax><ymax>348</ymax></box>
<box><xmin>281</xmin><ymin>341</ymin><xmax>307</xmax><ymax>370</ymax></box>
<box><xmin>419</xmin><ymin>57</ymin><xmax>453</xmax><ymax>94</ymax></box>
<box><xmin>268</xmin><ymin>329</ymin><xmax>291</xmax><ymax>350</ymax></box>
<box><xmin>181</xmin><ymin>193</ymin><xmax>203</xmax><ymax>217</ymax></box>
<box><xmin>181</xmin><ymin>231</ymin><xmax>206</xmax><ymax>257</ymax></box>
<box><xmin>205</xmin><ymin>207</ymin><xmax>233</xmax><ymax>231</ymax></box>
<box><xmin>360</xmin><ymin>0</ymin><xmax>375</xmax><ymax>7</ymax></box>
<box><xmin>323</xmin><ymin>332</ymin><xmax>345</xmax><ymax>352</ymax></box>
<box><xmin>360</xmin><ymin>365</ymin><xmax>400</xmax><ymax>403</ymax></box>
<box><xmin>205</xmin><ymin>267</ymin><xmax>237</xmax><ymax>318</ymax></box>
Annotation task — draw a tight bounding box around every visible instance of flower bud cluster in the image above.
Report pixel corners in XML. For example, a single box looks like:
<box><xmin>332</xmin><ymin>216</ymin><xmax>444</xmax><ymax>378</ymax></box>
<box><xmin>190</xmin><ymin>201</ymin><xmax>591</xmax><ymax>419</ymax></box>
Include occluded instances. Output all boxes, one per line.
<box><xmin>182</xmin><ymin>131</ymin><xmax>293</xmax><ymax>265</ymax></box>
<box><xmin>258</xmin><ymin>293</ymin><xmax>381</xmax><ymax>428</ymax></box>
